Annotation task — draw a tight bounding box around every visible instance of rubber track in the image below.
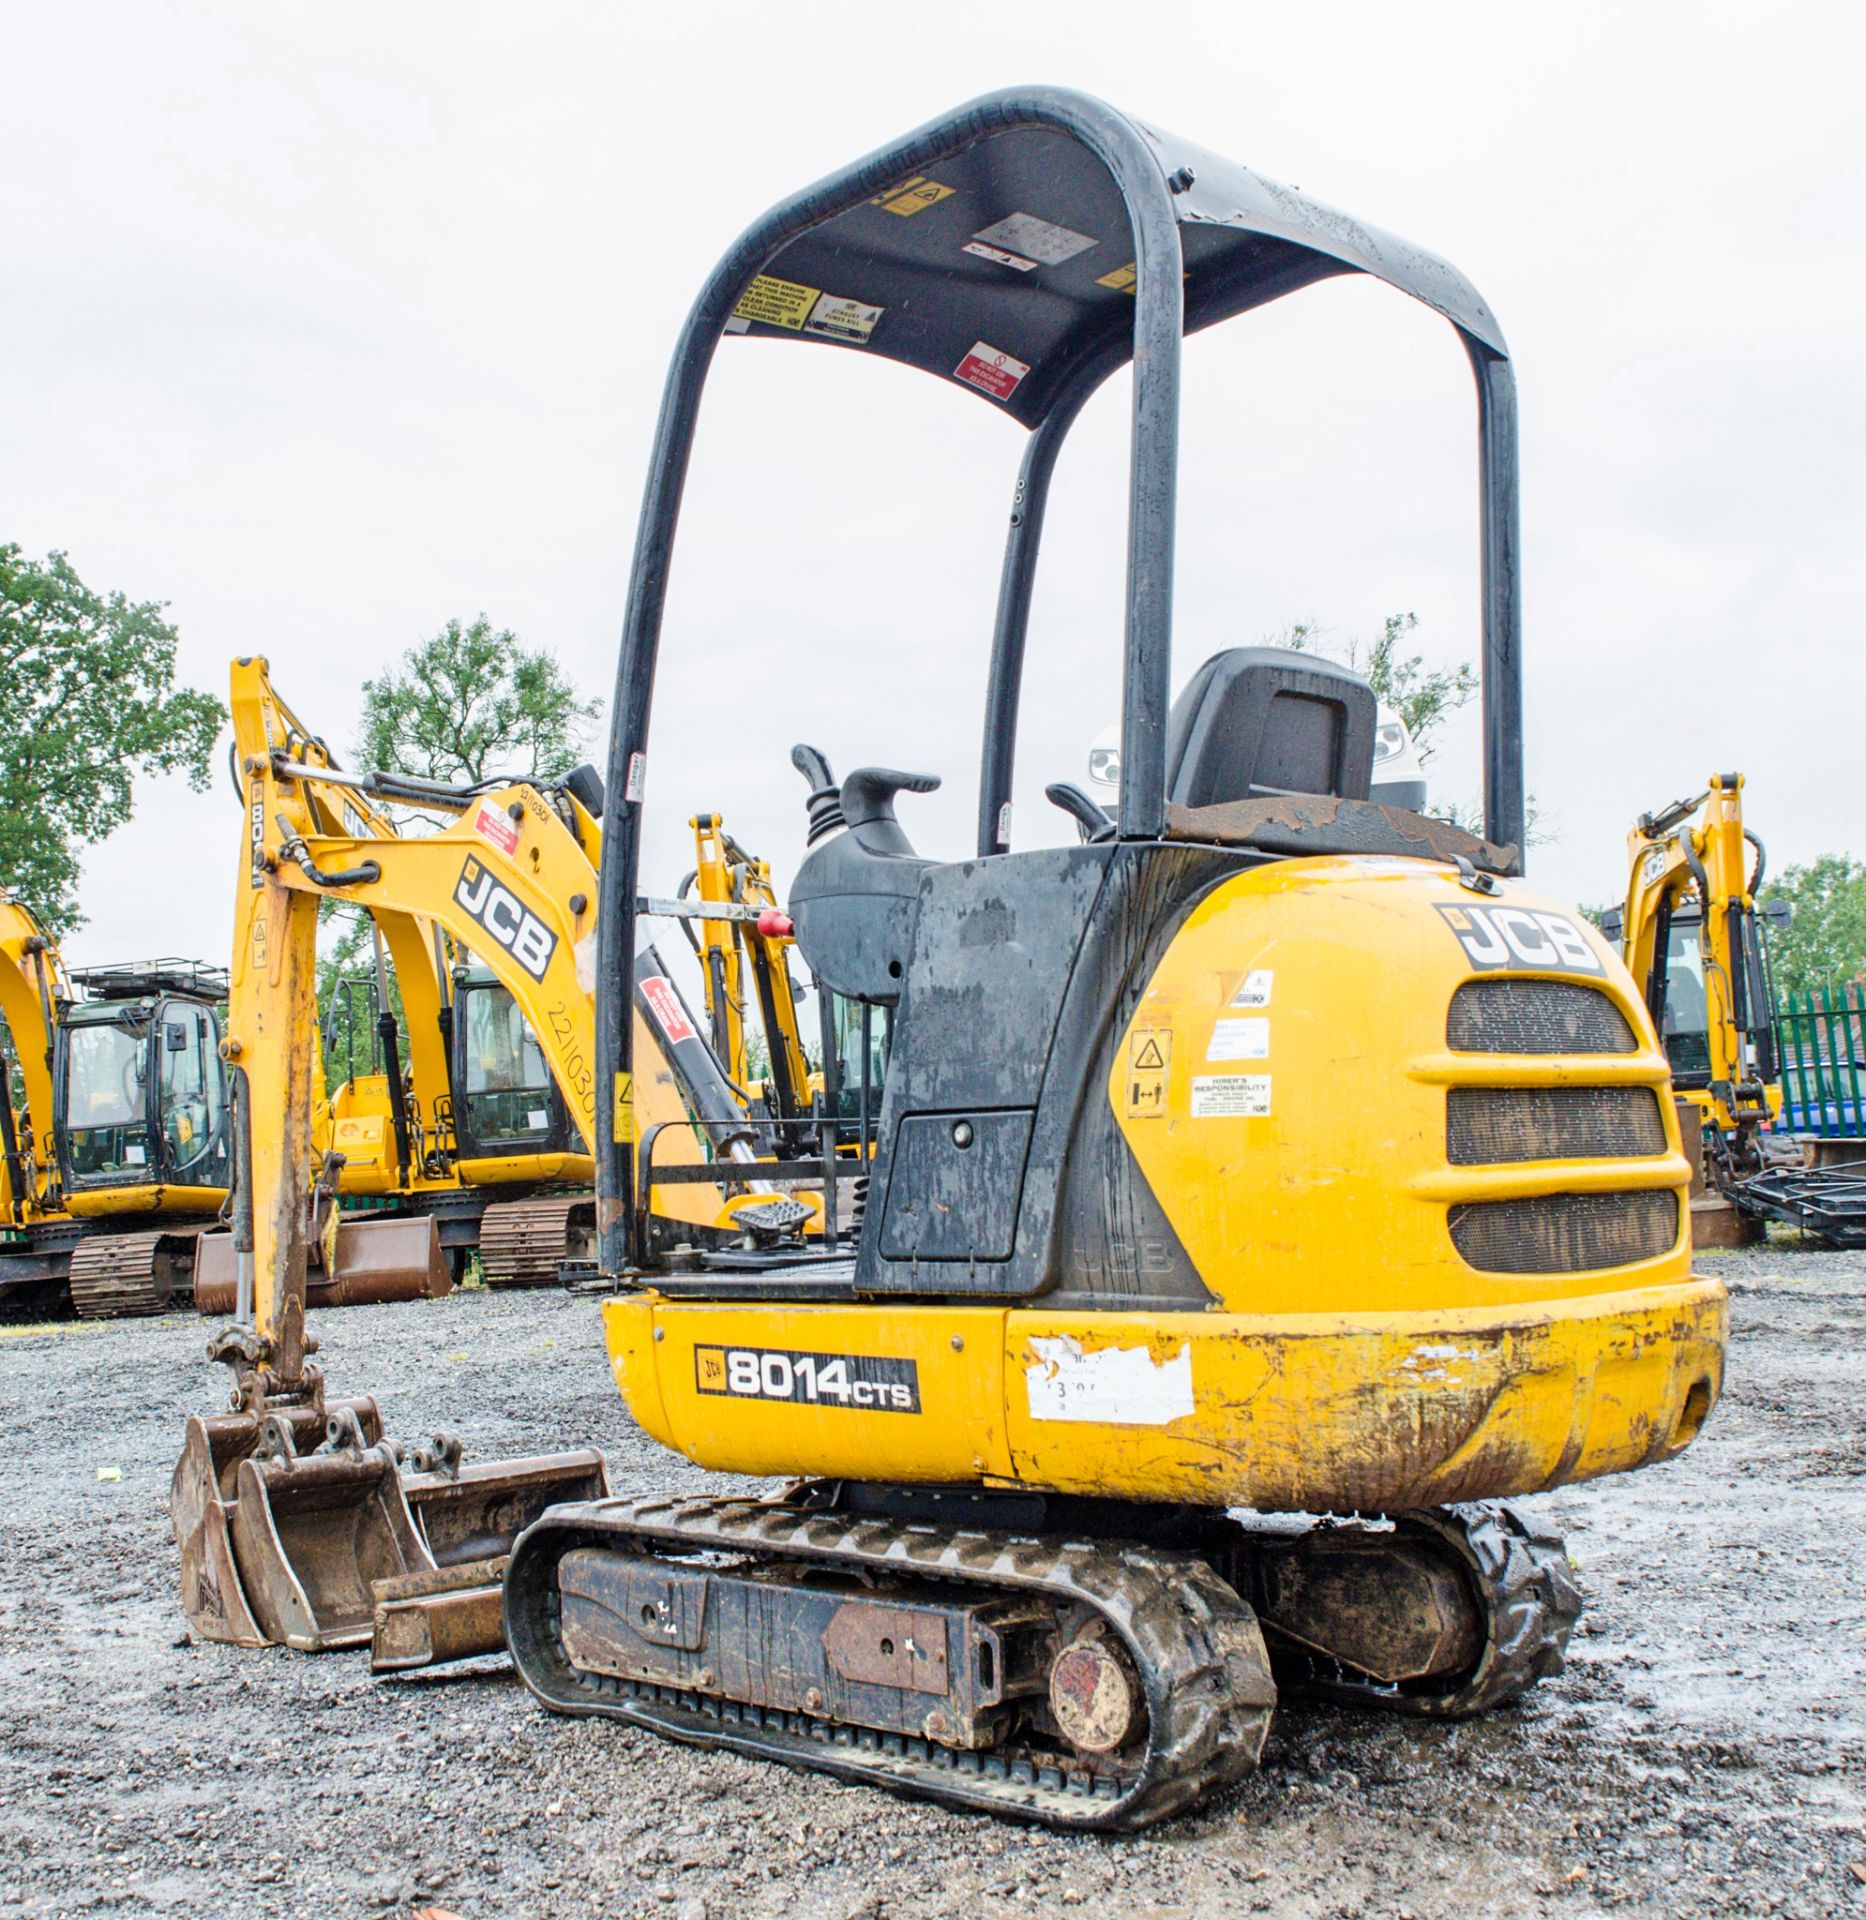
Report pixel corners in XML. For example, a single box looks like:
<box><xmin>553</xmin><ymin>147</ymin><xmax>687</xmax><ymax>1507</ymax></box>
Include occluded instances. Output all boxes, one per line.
<box><xmin>1268</xmin><ymin>1501</ymin><xmax>1583</xmax><ymax>1718</ymax></box>
<box><xmin>478</xmin><ymin>1197</ymin><xmax>587</xmax><ymax>1289</ymax></box>
<box><xmin>505</xmin><ymin>1493</ymin><xmax>1277</xmax><ymax>1830</ymax></box>
<box><xmin>68</xmin><ymin>1230</ymin><xmax>181</xmax><ymax>1319</ymax></box>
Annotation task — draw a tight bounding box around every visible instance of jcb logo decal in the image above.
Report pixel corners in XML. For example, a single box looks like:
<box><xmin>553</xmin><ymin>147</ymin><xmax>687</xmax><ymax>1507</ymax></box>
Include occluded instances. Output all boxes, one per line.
<box><xmin>1437</xmin><ymin>902</ymin><xmax>1602</xmax><ymax>975</ymax></box>
<box><xmin>455</xmin><ymin>857</ymin><xmax>558</xmax><ymax>981</ymax></box>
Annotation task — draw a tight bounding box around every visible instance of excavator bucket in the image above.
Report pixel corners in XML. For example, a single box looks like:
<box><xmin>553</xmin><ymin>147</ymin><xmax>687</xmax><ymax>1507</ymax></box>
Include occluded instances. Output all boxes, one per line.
<box><xmin>172</xmin><ymin>1391</ymin><xmax>607</xmax><ymax>1656</ymax></box>
<box><xmin>193</xmin><ymin>1215</ymin><xmax>450</xmax><ymax>1313</ymax></box>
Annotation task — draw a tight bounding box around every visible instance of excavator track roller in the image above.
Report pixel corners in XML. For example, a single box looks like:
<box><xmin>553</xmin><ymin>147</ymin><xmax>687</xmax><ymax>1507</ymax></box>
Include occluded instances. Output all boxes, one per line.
<box><xmin>68</xmin><ymin>1228</ymin><xmax>199</xmax><ymax>1318</ymax></box>
<box><xmin>477</xmin><ymin>1196</ymin><xmax>595</xmax><ymax>1289</ymax></box>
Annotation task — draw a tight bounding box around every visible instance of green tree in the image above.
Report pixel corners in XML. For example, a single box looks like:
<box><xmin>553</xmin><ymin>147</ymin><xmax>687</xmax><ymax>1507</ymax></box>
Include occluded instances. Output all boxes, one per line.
<box><xmin>0</xmin><ymin>545</ymin><xmax>225</xmax><ymax>934</ymax></box>
<box><xmin>1759</xmin><ymin>856</ymin><xmax>1866</xmax><ymax>997</ymax></box>
<box><xmin>356</xmin><ymin>615</ymin><xmax>599</xmax><ymax>786</ymax></box>
<box><xmin>320</xmin><ymin>616</ymin><xmax>599</xmax><ymax>1074</ymax></box>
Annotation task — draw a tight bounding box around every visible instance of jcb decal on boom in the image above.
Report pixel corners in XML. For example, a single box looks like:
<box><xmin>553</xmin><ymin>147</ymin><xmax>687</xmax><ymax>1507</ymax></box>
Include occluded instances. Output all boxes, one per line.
<box><xmin>693</xmin><ymin>1344</ymin><xmax>921</xmax><ymax>1414</ymax></box>
<box><xmin>454</xmin><ymin>857</ymin><xmax>558</xmax><ymax>981</ymax></box>
<box><xmin>1437</xmin><ymin>902</ymin><xmax>1602</xmax><ymax>975</ymax></box>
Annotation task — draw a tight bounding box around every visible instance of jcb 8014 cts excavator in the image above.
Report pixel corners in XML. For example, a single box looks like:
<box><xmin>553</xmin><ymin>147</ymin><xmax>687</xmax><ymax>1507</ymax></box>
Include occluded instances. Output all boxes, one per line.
<box><xmin>178</xmin><ymin>90</ymin><xmax>1726</xmax><ymax>1830</ymax></box>
<box><xmin>0</xmin><ymin>893</ymin><xmax>230</xmax><ymax>1316</ymax></box>
<box><xmin>1604</xmin><ymin>774</ymin><xmax>1865</xmax><ymax>1246</ymax></box>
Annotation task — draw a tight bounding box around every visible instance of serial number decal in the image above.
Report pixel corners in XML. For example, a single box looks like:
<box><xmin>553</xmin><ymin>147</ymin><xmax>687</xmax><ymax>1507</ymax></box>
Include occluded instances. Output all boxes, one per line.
<box><xmin>693</xmin><ymin>1345</ymin><xmax>921</xmax><ymax>1414</ymax></box>
<box><xmin>1436</xmin><ymin>902</ymin><xmax>1603</xmax><ymax>976</ymax></box>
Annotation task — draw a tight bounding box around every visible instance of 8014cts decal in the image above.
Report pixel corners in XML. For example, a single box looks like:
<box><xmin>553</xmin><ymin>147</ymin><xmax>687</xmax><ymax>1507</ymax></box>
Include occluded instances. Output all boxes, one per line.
<box><xmin>694</xmin><ymin>1344</ymin><xmax>921</xmax><ymax>1414</ymax></box>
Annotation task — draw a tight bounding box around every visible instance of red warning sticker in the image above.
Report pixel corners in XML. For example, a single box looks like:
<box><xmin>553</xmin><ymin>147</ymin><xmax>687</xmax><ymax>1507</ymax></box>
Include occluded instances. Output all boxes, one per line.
<box><xmin>955</xmin><ymin>341</ymin><xmax>1030</xmax><ymax>402</ymax></box>
<box><xmin>640</xmin><ymin>974</ymin><xmax>698</xmax><ymax>1047</ymax></box>
<box><xmin>473</xmin><ymin>802</ymin><xmax>519</xmax><ymax>856</ymax></box>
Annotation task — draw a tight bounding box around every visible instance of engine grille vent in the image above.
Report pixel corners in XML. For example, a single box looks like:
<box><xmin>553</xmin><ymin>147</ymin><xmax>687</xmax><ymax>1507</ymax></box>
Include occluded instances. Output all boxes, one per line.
<box><xmin>1447</xmin><ymin>1086</ymin><xmax>1668</xmax><ymax>1165</ymax></box>
<box><xmin>1447</xmin><ymin>980</ymin><xmax>1637</xmax><ymax>1055</ymax></box>
<box><xmin>1449</xmin><ymin>1189</ymin><xmax>1679</xmax><ymax>1274</ymax></box>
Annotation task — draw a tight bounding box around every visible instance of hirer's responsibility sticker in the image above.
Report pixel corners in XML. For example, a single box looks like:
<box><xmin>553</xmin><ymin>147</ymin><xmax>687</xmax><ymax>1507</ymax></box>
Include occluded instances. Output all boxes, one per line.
<box><xmin>696</xmin><ymin>1344</ymin><xmax>921</xmax><ymax>1413</ymax></box>
<box><xmin>955</xmin><ymin>341</ymin><xmax>1030</xmax><ymax>401</ymax></box>
<box><xmin>1025</xmin><ymin>1335</ymin><xmax>1193</xmax><ymax>1426</ymax></box>
<box><xmin>1191</xmin><ymin>1074</ymin><xmax>1271</xmax><ymax>1118</ymax></box>
<box><xmin>1229</xmin><ymin>968</ymin><xmax>1273</xmax><ymax>1009</ymax></box>
<box><xmin>1437</xmin><ymin>903</ymin><xmax>1603</xmax><ymax>975</ymax></box>
<box><xmin>971</xmin><ymin>211</ymin><xmax>1097</xmax><ymax>267</ymax></box>
<box><xmin>871</xmin><ymin>174</ymin><xmax>956</xmax><ymax>217</ymax></box>
<box><xmin>640</xmin><ymin>974</ymin><xmax>698</xmax><ymax>1047</ymax></box>
<box><xmin>473</xmin><ymin>801</ymin><xmax>519</xmax><ymax>856</ymax></box>
<box><xmin>804</xmin><ymin>292</ymin><xmax>883</xmax><ymax>344</ymax></box>
<box><xmin>1207</xmin><ymin>1017</ymin><xmax>1269</xmax><ymax>1062</ymax></box>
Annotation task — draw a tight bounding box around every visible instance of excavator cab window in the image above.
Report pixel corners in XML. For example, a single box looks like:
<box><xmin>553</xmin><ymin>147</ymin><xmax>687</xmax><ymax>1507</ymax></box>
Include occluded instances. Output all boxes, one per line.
<box><xmin>59</xmin><ymin>1005</ymin><xmax>154</xmax><ymax>1187</ymax></box>
<box><xmin>1659</xmin><ymin>916</ymin><xmax>1713</xmax><ymax>1085</ymax></box>
<box><xmin>157</xmin><ymin>999</ymin><xmax>230</xmax><ymax>1185</ymax></box>
<box><xmin>453</xmin><ymin>969</ymin><xmax>572</xmax><ymax>1159</ymax></box>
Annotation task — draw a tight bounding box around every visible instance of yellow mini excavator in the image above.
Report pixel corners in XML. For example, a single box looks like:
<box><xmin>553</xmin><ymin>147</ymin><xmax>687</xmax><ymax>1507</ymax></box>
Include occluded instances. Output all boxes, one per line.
<box><xmin>485</xmin><ymin>88</ymin><xmax>1727</xmax><ymax>1830</ymax></box>
<box><xmin>1604</xmin><ymin>775</ymin><xmax>1865</xmax><ymax>1246</ymax></box>
<box><xmin>0</xmin><ymin>893</ymin><xmax>230</xmax><ymax>1316</ymax></box>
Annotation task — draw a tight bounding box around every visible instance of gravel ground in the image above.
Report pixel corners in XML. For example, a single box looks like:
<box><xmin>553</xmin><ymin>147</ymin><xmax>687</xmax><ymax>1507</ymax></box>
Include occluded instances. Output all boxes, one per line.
<box><xmin>0</xmin><ymin>1241</ymin><xmax>1861</xmax><ymax>1920</ymax></box>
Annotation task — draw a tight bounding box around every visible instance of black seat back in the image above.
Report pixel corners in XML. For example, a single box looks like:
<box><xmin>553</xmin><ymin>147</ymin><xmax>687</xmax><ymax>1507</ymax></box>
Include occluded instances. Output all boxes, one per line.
<box><xmin>1165</xmin><ymin>647</ymin><xmax>1377</xmax><ymax>809</ymax></box>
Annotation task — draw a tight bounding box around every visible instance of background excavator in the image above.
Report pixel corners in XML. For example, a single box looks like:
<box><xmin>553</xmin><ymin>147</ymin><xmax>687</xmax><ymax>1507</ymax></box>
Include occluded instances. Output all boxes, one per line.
<box><xmin>172</xmin><ymin>656</ymin><xmax>835</xmax><ymax>1668</ymax></box>
<box><xmin>1603</xmin><ymin>774</ymin><xmax>1866</xmax><ymax>1246</ymax></box>
<box><xmin>0</xmin><ymin>892</ymin><xmax>230</xmax><ymax>1316</ymax></box>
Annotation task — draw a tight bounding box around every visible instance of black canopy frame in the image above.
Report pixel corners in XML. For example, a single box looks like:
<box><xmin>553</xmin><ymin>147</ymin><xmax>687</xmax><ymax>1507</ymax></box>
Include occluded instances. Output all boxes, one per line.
<box><xmin>593</xmin><ymin>85</ymin><xmax>1523</xmax><ymax>1272</ymax></box>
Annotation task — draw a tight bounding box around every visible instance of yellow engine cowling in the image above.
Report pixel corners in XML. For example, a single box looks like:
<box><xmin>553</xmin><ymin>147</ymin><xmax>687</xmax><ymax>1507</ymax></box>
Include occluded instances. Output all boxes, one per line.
<box><xmin>604</xmin><ymin>856</ymin><xmax>1725</xmax><ymax>1516</ymax></box>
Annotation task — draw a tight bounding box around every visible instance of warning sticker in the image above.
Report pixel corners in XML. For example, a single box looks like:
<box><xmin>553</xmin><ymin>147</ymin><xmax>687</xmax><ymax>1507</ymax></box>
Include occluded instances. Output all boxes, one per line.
<box><xmin>473</xmin><ymin>801</ymin><xmax>519</xmax><ymax>856</ymax></box>
<box><xmin>1229</xmin><ymin>968</ymin><xmax>1274</xmax><ymax>1009</ymax></box>
<box><xmin>730</xmin><ymin>274</ymin><xmax>821</xmax><ymax>332</ymax></box>
<box><xmin>625</xmin><ymin>751</ymin><xmax>647</xmax><ymax>804</ymax></box>
<box><xmin>1207</xmin><ymin>1017</ymin><xmax>1269</xmax><ymax>1062</ymax></box>
<box><xmin>640</xmin><ymin>974</ymin><xmax>699</xmax><ymax>1047</ymax></box>
<box><xmin>871</xmin><ymin>175</ymin><xmax>956</xmax><ymax>217</ymax></box>
<box><xmin>972</xmin><ymin>211</ymin><xmax>1097</xmax><ymax>267</ymax></box>
<box><xmin>612</xmin><ymin>1071</ymin><xmax>636</xmax><ymax>1145</ymax></box>
<box><xmin>804</xmin><ymin>292</ymin><xmax>883</xmax><ymax>344</ymax></box>
<box><xmin>963</xmin><ymin>240</ymin><xmax>1037</xmax><ymax>273</ymax></box>
<box><xmin>1096</xmin><ymin>261</ymin><xmax>1138</xmax><ymax>294</ymax></box>
<box><xmin>955</xmin><ymin>341</ymin><xmax>1030</xmax><ymax>402</ymax></box>
<box><xmin>1126</xmin><ymin>1026</ymin><xmax>1171</xmax><ymax>1118</ymax></box>
<box><xmin>1191</xmin><ymin>1075</ymin><xmax>1271</xmax><ymax>1119</ymax></box>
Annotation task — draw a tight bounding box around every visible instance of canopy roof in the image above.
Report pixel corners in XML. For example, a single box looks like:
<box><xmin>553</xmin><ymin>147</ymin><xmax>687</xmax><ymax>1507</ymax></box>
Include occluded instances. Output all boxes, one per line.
<box><xmin>721</xmin><ymin>106</ymin><xmax>1507</xmax><ymax>427</ymax></box>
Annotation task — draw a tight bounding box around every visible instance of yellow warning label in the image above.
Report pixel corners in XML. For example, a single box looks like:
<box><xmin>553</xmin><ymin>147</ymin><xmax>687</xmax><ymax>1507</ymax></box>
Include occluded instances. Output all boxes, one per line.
<box><xmin>732</xmin><ymin>274</ymin><xmax>821</xmax><ymax>331</ymax></box>
<box><xmin>613</xmin><ymin>1071</ymin><xmax>636</xmax><ymax>1144</ymax></box>
<box><xmin>871</xmin><ymin>175</ymin><xmax>956</xmax><ymax>217</ymax></box>
<box><xmin>1096</xmin><ymin>261</ymin><xmax>1138</xmax><ymax>293</ymax></box>
<box><xmin>1126</xmin><ymin>1026</ymin><xmax>1171</xmax><ymax>1118</ymax></box>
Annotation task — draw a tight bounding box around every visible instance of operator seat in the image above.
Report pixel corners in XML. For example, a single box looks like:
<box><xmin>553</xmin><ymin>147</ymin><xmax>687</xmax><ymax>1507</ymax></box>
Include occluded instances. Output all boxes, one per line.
<box><xmin>1165</xmin><ymin>647</ymin><xmax>1378</xmax><ymax>808</ymax></box>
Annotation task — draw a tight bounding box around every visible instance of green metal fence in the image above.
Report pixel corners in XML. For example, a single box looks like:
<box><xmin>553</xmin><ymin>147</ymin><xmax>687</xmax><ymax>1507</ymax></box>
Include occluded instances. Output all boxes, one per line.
<box><xmin>1774</xmin><ymin>981</ymin><xmax>1866</xmax><ymax>1139</ymax></box>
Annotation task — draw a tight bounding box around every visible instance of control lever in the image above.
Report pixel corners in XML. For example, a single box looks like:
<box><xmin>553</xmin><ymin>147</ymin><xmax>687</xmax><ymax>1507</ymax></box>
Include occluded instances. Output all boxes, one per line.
<box><xmin>791</xmin><ymin>744</ymin><xmax>844</xmax><ymax>845</ymax></box>
<box><xmin>839</xmin><ymin>768</ymin><xmax>940</xmax><ymax>858</ymax></box>
<box><xmin>1045</xmin><ymin>783</ymin><xmax>1116</xmax><ymax>844</ymax></box>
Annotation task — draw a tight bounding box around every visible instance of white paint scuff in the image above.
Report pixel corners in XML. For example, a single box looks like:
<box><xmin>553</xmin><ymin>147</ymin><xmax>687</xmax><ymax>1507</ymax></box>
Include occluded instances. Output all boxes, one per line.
<box><xmin>1025</xmin><ymin>1335</ymin><xmax>1194</xmax><ymax>1426</ymax></box>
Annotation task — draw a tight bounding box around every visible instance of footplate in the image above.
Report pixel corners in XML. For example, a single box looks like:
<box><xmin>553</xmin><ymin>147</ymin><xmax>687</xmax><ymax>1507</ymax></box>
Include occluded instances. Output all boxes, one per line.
<box><xmin>505</xmin><ymin>1493</ymin><xmax>1277</xmax><ymax>1831</ymax></box>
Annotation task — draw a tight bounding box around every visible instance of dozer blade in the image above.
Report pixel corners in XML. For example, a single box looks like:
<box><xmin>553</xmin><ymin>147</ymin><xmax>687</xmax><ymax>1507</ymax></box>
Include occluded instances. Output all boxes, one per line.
<box><xmin>372</xmin><ymin>1449</ymin><xmax>611</xmax><ymax>1672</ymax></box>
<box><xmin>194</xmin><ymin>1216</ymin><xmax>451</xmax><ymax>1314</ymax></box>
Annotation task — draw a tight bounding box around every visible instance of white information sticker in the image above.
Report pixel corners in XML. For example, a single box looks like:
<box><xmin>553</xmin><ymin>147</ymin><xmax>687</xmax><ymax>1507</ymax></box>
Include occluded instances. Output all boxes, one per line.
<box><xmin>962</xmin><ymin>240</ymin><xmax>1037</xmax><ymax>272</ymax></box>
<box><xmin>996</xmin><ymin>801</ymin><xmax>1014</xmax><ymax>847</ymax></box>
<box><xmin>526</xmin><ymin>1109</ymin><xmax>549</xmax><ymax>1131</ymax></box>
<box><xmin>1191</xmin><ymin>1074</ymin><xmax>1271</xmax><ymax>1118</ymax></box>
<box><xmin>972</xmin><ymin>211</ymin><xmax>1098</xmax><ymax>266</ymax></box>
<box><xmin>1230</xmin><ymin>968</ymin><xmax>1274</xmax><ymax>1008</ymax></box>
<box><xmin>804</xmin><ymin>292</ymin><xmax>884</xmax><ymax>344</ymax></box>
<box><xmin>625</xmin><ymin>751</ymin><xmax>648</xmax><ymax>803</ymax></box>
<box><xmin>1206</xmin><ymin>1017</ymin><xmax>1269</xmax><ymax>1062</ymax></box>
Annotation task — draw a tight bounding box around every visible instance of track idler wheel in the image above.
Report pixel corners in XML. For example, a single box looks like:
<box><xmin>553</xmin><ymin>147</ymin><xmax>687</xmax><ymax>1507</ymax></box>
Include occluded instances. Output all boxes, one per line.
<box><xmin>1241</xmin><ymin>1501</ymin><xmax>1582</xmax><ymax>1718</ymax></box>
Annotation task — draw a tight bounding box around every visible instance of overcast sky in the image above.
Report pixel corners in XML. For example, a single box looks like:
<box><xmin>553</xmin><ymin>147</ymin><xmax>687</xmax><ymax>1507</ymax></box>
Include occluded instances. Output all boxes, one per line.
<box><xmin>4</xmin><ymin>1</ymin><xmax>1862</xmax><ymax>972</ymax></box>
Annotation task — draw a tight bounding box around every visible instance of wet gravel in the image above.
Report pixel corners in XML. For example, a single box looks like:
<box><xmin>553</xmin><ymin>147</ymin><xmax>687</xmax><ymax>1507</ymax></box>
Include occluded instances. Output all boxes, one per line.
<box><xmin>0</xmin><ymin>1242</ymin><xmax>1861</xmax><ymax>1919</ymax></box>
